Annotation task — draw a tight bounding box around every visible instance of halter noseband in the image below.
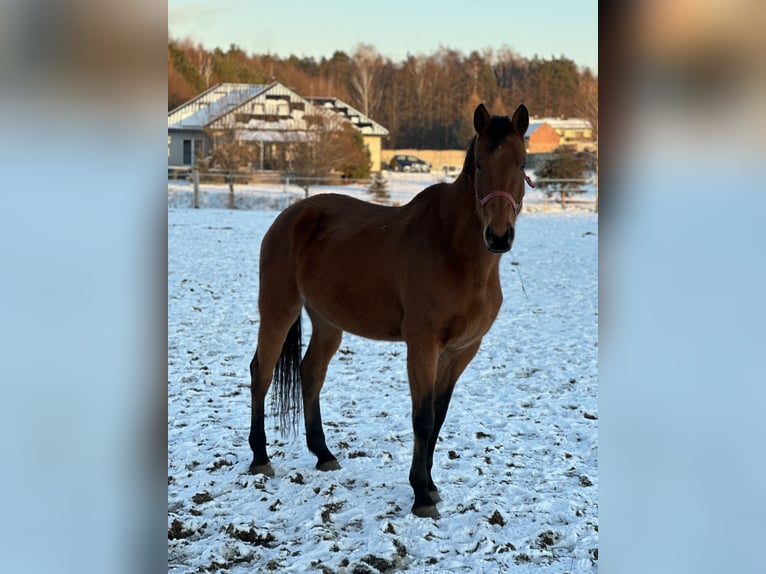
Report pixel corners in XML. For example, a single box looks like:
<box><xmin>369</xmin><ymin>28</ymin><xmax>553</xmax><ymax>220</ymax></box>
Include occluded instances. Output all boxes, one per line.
<box><xmin>474</xmin><ymin>175</ymin><xmax>534</xmax><ymax>215</ymax></box>
<box><xmin>465</xmin><ymin>169</ymin><xmax>522</xmax><ymax>214</ymax></box>
<box><xmin>478</xmin><ymin>190</ymin><xmax>521</xmax><ymax>214</ymax></box>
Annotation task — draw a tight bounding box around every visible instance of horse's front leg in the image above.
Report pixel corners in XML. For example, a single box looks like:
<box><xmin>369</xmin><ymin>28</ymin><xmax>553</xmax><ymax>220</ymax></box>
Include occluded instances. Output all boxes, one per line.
<box><xmin>406</xmin><ymin>340</ymin><xmax>440</xmax><ymax>518</ymax></box>
<box><xmin>427</xmin><ymin>341</ymin><xmax>482</xmax><ymax>502</ymax></box>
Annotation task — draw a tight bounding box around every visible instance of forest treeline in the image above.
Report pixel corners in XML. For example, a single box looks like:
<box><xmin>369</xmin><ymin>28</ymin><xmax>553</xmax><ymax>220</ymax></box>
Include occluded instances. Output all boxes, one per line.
<box><xmin>169</xmin><ymin>40</ymin><xmax>598</xmax><ymax>150</ymax></box>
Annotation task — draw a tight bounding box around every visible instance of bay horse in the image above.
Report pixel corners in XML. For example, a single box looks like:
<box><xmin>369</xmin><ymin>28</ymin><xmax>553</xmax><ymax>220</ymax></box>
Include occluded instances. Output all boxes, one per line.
<box><xmin>248</xmin><ymin>103</ymin><xmax>533</xmax><ymax>518</ymax></box>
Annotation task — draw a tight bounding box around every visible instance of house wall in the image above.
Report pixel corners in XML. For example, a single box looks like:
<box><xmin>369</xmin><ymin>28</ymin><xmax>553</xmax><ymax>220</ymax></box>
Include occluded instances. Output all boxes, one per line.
<box><xmin>168</xmin><ymin>132</ymin><xmax>183</xmax><ymax>166</ymax></box>
<box><xmin>363</xmin><ymin>135</ymin><xmax>383</xmax><ymax>172</ymax></box>
<box><xmin>168</xmin><ymin>130</ymin><xmax>205</xmax><ymax>167</ymax></box>
<box><xmin>557</xmin><ymin>127</ymin><xmax>594</xmax><ymax>147</ymax></box>
<box><xmin>527</xmin><ymin>124</ymin><xmax>561</xmax><ymax>153</ymax></box>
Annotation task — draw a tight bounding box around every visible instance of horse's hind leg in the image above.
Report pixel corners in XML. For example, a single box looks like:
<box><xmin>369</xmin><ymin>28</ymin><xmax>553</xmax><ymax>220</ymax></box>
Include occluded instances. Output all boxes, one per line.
<box><xmin>301</xmin><ymin>307</ymin><xmax>342</xmax><ymax>471</ymax></box>
<box><xmin>248</xmin><ymin>311</ymin><xmax>301</xmax><ymax>476</ymax></box>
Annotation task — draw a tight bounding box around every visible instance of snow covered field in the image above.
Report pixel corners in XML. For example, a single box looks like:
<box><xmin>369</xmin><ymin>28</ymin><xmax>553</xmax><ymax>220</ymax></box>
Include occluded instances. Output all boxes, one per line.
<box><xmin>168</xmin><ymin>174</ymin><xmax>598</xmax><ymax>572</ymax></box>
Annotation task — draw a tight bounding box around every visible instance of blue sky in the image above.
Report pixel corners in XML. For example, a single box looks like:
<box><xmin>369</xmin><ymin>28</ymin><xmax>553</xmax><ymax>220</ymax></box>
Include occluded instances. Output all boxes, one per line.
<box><xmin>168</xmin><ymin>0</ymin><xmax>598</xmax><ymax>73</ymax></box>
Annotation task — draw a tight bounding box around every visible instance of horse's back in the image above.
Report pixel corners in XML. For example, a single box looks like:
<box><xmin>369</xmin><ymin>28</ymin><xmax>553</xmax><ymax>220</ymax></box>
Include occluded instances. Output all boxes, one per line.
<box><xmin>260</xmin><ymin>194</ymin><xmax>411</xmax><ymax>339</ymax></box>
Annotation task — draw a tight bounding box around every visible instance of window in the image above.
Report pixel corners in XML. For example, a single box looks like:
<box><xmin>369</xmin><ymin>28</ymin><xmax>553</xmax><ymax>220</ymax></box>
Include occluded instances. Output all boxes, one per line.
<box><xmin>183</xmin><ymin>140</ymin><xmax>192</xmax><ymax>165</ymax></box>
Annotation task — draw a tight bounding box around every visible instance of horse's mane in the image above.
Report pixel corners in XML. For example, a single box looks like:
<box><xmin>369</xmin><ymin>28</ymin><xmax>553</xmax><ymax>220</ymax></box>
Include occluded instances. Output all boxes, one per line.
<box><xmin>461</xmin><ymin>137</ymin><xmax>477</xmax><ymax>177</ymax></box>
<box><xmin>460</xmin><ymin>115</ymin><xmax>516</xmax><ymax>179</ymax></box>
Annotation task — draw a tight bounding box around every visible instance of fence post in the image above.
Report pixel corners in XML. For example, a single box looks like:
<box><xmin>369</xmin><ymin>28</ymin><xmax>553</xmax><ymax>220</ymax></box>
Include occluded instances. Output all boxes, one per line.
<box><xmin>192</xmin><ymin>170</ymin><xmax>199</xmax><ymax>209</ymax></box>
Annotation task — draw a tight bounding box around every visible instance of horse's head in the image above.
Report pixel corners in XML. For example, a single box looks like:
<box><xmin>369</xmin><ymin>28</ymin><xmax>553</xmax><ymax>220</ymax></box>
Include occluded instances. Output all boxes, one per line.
<box><xmin>470</xmin><ymin>103</ymin><xmax>531</xmax><ymax>253</ymax></box>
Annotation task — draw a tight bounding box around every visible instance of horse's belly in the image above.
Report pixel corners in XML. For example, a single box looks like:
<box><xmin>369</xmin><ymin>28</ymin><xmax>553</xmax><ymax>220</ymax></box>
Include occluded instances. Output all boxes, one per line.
<box><xmin>301</xmin><ymin>278</ymin><xmax>404</xmax><ymax>341</ymax></box>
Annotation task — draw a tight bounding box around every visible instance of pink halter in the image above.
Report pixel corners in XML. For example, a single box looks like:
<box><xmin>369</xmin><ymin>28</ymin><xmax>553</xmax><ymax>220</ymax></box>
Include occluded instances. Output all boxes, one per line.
<box><xmin>479</xmin><ymin>191</ymin><xmax>521</xmax><ymax>214</ymax></box>
<box><xmin>476</xmin><ymin>175</ymin><xmax>535</xmax><ymax>215</ymax></box>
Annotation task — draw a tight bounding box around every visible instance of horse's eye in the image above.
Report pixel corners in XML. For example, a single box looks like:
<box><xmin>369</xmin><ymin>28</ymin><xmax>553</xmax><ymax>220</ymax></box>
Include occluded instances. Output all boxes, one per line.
<box><xmin>520</xmin><ymin>163</ymin><xmax>526</xmax><ymax>171</ymax></box>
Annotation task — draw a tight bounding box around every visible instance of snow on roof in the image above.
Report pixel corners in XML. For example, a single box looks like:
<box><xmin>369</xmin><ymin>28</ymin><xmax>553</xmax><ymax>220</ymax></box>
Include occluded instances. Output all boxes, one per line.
<box><xmin>168</xmin><ymin>83</ymin><xmax>270</xmax><ymax>129</ymax></box>
<box><xmin>169</xmin><ymin>84</ymin><xmax>390</xmax><ymax>141</ymax></box>
<box><xmin>530</xmin><ymin>117</ymin><xmax>592</xmax><ymax>131</ymax></box>
<box><xmin>307</xmin><ymin>97</ymin><xmax>389</xmax><ymax>137</ymax></box>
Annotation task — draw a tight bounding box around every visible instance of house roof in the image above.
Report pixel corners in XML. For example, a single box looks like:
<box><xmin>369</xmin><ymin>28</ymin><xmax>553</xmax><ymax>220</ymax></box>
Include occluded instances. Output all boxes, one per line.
<box><xmin>530</xmin><ymin>117</ymin><xmax>592</xmax><ymax>131</ymax></box>
<box><xmin>168</xmin><ymin>83</ymin><xmax>389</xmax><ymax>141</ymax></box>
<box><xmin>307</xmin><ymin>97</ymin><xmax>389</xmax><ymax>137</ymax></box>
<box><xmin>168</xmin><ymin>83</ymin><xmax>270</xmax><ymax>129</ymax></box>
<box><xmin>526</xmin><ymin>122</ymin><xmax>554</xmax><ymax>137</ymax></box>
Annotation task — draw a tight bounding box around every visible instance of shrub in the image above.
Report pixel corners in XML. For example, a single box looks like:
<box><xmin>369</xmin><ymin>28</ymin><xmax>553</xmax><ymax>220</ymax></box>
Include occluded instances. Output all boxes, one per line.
<box><xmin>535</xmin><ymin>147</ymin><xmax>590</xmax><ymax>206</ymax></box>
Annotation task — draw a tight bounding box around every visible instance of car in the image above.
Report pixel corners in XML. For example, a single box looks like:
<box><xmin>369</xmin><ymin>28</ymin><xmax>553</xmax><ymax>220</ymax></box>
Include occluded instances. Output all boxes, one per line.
<box><xmin>389</xmin><ymin>154</ymin><xmax>432</xmax><ymax>173</ymax></box>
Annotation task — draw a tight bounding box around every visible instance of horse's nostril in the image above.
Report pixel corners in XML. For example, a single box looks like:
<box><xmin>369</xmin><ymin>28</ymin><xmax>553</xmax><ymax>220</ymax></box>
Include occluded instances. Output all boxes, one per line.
<box><xmin>484</xmin><ymin>226</ymin><xmax>514</xmax><ymax>253</ymax></box>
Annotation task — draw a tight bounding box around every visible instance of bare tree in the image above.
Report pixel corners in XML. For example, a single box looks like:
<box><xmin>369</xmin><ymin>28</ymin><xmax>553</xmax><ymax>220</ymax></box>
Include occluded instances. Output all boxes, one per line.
<box><xmin>348</xmin><ymin>44</ymin><xmax>387</xmax><ymax>118</ymax></box>
<box><xmin>575</xmin><ymin>71</ymin><xmax>598</xmax><ymax>212</ymax></box>
<box><xmin>285</xmin><ymin>110</ymin><xmax>370</xmax><ymax>197</ymax></box>
<box><xmin>576</xmin><ymin>72</ymin><xmax>598</xmax><ymax>141</ymax></box>
<box><xmin>204</xmin><ymin>120</ymin><xmax>256</xmax><ymax>209</ymax></box>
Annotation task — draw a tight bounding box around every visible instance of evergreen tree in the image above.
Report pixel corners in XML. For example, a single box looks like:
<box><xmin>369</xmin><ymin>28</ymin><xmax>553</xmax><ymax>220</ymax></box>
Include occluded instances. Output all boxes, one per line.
<box><xmin>368</xmin><ymin>171</ymin><xmax>389</xmax><ymax>202</ymax></box>
<box><xmin>535</xmin><ymin>147</ymin><xmax>590</xmax><ymax>207</ymax></box>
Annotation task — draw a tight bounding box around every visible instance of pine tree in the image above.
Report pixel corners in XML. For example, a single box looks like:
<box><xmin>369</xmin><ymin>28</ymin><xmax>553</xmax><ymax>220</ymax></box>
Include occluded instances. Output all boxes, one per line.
<box><xmin>535</xmin><ymin>147</ymin><xmax>590</xmax><ymax>207</ymax></box>
<box><xmin>368</xmin><ymin>171</ymin><xmax>389</xmax><ymax>202</ymax></box>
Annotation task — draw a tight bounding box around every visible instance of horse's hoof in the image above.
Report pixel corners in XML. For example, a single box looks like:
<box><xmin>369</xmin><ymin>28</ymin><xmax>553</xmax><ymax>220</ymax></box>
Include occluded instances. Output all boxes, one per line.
<box><xmin>316</xmin><ymin>459</ymin><xmax>341</xmax><ymax>471</ymax></box>
<box><xmin>412</xmin><ymin>504</ymin><xmax>440</xmax><ymax>519</ymax></box>
<box><xmin>429</xmin><ymin>490</ymin><xmax>441</xmax><ymax>503</ymax></box>
<box><xmin>249</xmin><ymin>462</ymin><xmax>274</xmax><ymax>477</ymax></box>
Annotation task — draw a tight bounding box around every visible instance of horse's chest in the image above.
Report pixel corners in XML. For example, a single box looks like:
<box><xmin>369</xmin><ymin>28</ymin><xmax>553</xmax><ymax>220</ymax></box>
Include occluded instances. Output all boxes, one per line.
<box><xmin>440</xmin><ymin>287</ymin><xmax>502</xmax><ymax>347</ymax></box>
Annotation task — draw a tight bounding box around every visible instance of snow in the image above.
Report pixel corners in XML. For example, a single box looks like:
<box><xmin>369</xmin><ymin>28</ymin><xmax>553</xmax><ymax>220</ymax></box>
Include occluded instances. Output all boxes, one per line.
<box><xmin>168</xmin><ymin>173</ymin><xmax>598</xmax><ymax>572</ymax></box>
<box><xmin>167</xmin><ymin>171</ymin><xmax>597</xmax><ymax>213</ymax></box>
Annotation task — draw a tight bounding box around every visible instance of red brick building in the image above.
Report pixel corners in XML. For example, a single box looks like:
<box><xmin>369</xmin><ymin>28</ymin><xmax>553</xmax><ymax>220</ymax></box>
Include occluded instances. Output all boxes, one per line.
<box><xmin>525</xmin><ymin>122</ymin><xmax>561</xmax><ymax>153</ymax></box>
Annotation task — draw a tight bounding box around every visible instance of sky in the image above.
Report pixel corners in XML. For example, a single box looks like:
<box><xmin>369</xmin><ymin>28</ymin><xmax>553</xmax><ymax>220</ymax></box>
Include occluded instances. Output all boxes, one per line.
<box><xmin>168</xmin><ymin>0</ymin><xmax>598</xmax><ymax>74</ymax></box>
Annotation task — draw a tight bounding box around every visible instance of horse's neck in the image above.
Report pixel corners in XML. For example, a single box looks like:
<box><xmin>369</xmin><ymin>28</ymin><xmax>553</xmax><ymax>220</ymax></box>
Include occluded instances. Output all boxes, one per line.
<box><xmin>440</xmin><ymin>175</ymin><xmax>500</xmax><ymax>270</ymax></box>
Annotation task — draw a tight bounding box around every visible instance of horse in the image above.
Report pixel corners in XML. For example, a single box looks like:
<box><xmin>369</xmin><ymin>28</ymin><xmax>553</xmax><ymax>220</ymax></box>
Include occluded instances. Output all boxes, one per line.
<box><xmin>248</xmin><ymin>103</ymin><xmax>533</xmax><ymax>518</ymax></box>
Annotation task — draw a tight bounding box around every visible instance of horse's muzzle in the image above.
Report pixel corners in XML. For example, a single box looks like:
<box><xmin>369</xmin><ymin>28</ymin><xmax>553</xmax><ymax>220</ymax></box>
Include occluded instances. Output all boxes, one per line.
<box><xmin>484</xmin><ymin>225</ymin><xmax>514</xmax><ymax>253</ymax></box>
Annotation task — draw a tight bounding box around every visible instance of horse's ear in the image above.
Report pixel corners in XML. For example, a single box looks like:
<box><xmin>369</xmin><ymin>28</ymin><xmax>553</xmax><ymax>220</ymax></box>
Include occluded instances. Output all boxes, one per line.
<box><xmin>511</xmin><ymin>104</ymin><xmax>529</xmax><ymax>135</ymax></box>
<box><xmin>474</xmin><ymin>103</ymin><xmax>491</xmax><ymax>136</ymax></box>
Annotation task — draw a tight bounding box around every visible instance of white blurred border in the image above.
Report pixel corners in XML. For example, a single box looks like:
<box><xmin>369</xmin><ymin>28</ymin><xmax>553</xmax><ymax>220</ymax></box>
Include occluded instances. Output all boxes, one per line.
<box><xmin>602</xmin><ymin>2</ymin><xmax>766</xmax><ymax>572</ymax></box>
<box><xmin>0</xmin><ymin>2</ymin><xmax>166</xmax><ymax>573</ymax></box>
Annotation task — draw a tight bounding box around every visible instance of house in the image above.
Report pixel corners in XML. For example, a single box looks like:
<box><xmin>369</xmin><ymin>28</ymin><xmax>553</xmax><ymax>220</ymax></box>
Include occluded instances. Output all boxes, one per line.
<box><xmin>167</xmin><ymin>82</ymin><xmax>389</xmax><ymax>173</ymax></box>
<box><xmin>530</xmin><ymin>117</ymin><xmax>595</xmax><ymax>151</ymax></box>
<box><xmin>525</xmin><ymin>122</ymin><xmax>561</xmax><ymax>153</ymax></box>
<box><xmin>168</xmin><ymin>83</ymin><xmax>273</xmax><ymax>170</ymax></box>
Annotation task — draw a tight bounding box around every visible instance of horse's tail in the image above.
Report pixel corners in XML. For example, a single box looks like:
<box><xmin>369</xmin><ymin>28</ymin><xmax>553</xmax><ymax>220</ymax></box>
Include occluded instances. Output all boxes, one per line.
<box><xmin>271</xmin><ymin>314</ymin><xmax>303</xmax><ymax>437</ymax></box>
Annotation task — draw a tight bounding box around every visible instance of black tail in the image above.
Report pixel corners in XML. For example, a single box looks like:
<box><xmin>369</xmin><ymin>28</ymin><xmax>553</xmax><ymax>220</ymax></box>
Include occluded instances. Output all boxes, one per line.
<box><xmin>271</xmin><ymin>315</ymin><xmax>302</xmax><ymax>437</ymax></box>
